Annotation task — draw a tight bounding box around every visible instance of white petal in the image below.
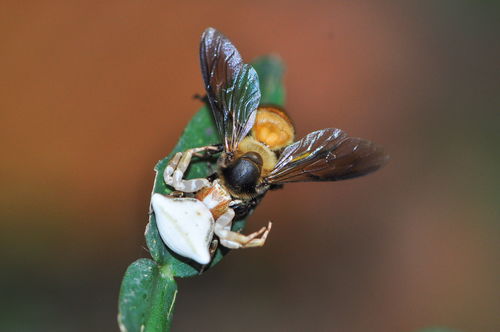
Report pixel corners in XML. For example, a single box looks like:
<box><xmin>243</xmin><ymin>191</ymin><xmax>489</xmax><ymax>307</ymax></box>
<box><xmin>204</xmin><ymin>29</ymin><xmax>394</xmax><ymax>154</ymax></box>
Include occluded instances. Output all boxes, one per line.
<box><xmin>151</xmin><ymin>194</ymin><xmax>214</xmax><ymax>264</ymax></box>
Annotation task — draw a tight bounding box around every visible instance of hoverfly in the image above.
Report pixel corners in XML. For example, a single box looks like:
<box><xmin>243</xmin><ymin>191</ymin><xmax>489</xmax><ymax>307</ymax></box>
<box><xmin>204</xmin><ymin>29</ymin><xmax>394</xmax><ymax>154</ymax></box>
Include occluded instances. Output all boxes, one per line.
<box><xmin>151</xmin><ymin>27</ymin><xmax>389</xmax><ymax>265</ymax></box>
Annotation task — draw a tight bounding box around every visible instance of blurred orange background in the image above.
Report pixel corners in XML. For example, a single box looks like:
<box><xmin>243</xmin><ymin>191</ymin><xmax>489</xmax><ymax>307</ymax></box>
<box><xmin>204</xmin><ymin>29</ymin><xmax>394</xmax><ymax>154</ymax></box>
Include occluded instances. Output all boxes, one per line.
<box><xmin>1</xmin><ymin>1</ymin><xmax>498</xmax><ymax>331</ymax></box>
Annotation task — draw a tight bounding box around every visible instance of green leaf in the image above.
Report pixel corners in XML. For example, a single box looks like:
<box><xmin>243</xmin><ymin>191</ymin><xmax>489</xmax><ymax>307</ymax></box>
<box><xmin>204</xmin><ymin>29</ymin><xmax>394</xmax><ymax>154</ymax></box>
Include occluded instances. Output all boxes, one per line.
<box><xmin>118</xmin><ymin>259</ymin><xmax>177</xmax><ymax>332</ymax></box>
<box><xmin>144</xmin><ymin>56</ymin><xmax>285</xmax><ymax>277</ymax></box>
<box><xmin>252</xmin><ymin>55</ymin><xmax>285</xmax><ymax>106</ymax></box>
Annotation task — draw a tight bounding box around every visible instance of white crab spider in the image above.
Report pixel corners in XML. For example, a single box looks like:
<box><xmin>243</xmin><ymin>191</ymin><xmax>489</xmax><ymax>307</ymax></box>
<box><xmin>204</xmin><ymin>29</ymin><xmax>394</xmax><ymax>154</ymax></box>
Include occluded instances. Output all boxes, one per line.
<box><xmin>151</xmin><ymin>145</ymin><xmax>272</xmax><ymax>265</ymax></box>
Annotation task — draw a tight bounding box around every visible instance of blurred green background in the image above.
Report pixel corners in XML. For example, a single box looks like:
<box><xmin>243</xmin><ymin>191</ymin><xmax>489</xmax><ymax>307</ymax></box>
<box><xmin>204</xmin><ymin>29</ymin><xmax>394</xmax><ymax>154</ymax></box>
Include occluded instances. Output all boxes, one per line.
<box><xmin>1</xmin><ymin>1</ymin><xmax>498</xmax><ymax>331</ymax></box>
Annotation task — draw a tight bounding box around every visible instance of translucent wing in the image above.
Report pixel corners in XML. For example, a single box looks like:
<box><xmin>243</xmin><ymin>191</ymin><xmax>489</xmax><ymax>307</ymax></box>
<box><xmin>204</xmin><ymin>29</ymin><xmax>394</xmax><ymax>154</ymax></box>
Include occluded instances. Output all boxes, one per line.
<box><xmin>200</xmin><ymin>27</ymin><xmax>261</xmax><ymax>153</ymax></box>
<box><xmin>266</xmin><ymin>128</ymin><xmax>389</xmax><ymax>184</ymax></box>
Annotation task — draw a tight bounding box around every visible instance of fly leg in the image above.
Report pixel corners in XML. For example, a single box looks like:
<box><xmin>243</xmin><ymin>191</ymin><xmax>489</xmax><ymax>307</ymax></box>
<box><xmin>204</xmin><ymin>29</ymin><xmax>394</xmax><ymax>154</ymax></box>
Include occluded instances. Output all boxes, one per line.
<box><xmin>214</xmin><ymin>208</ymin><xmax>272</xmax><ymax>249</ymax></box>
<box><xmin>163</xmin><ymin>145</ymin><xmax>220</xmax><ymax>193</ymax></box>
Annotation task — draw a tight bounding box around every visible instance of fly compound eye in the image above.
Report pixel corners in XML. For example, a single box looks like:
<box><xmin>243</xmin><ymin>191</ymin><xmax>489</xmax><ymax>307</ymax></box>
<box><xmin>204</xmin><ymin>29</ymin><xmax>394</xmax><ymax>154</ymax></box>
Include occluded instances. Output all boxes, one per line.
<box><xmin>237</xmin><ymin>137</ymin><xmax>277</xmax><ymax>173</ymax></box>
<box><xmin>241</xmin><ymin>151</ymin><xmax>263</xmax><ymax>168</ymax></box>
<box><xmin>221</xmin><ymin>154</ymin><xmax>263</xmax><ymax>195</ymax></box>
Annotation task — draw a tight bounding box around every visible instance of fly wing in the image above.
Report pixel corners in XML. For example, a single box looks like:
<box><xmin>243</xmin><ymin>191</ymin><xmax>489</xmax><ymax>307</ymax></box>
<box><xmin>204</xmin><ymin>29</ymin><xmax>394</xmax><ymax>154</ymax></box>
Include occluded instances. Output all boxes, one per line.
<box><xmin>200</xmin><ymin>27</ymin><xmax>260</xmax><ymax>153</ymax></box>
<box><xmin>266</xmin><ymin>128</ymin><xmax>389</xmax><ymax>184</ymax></box>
